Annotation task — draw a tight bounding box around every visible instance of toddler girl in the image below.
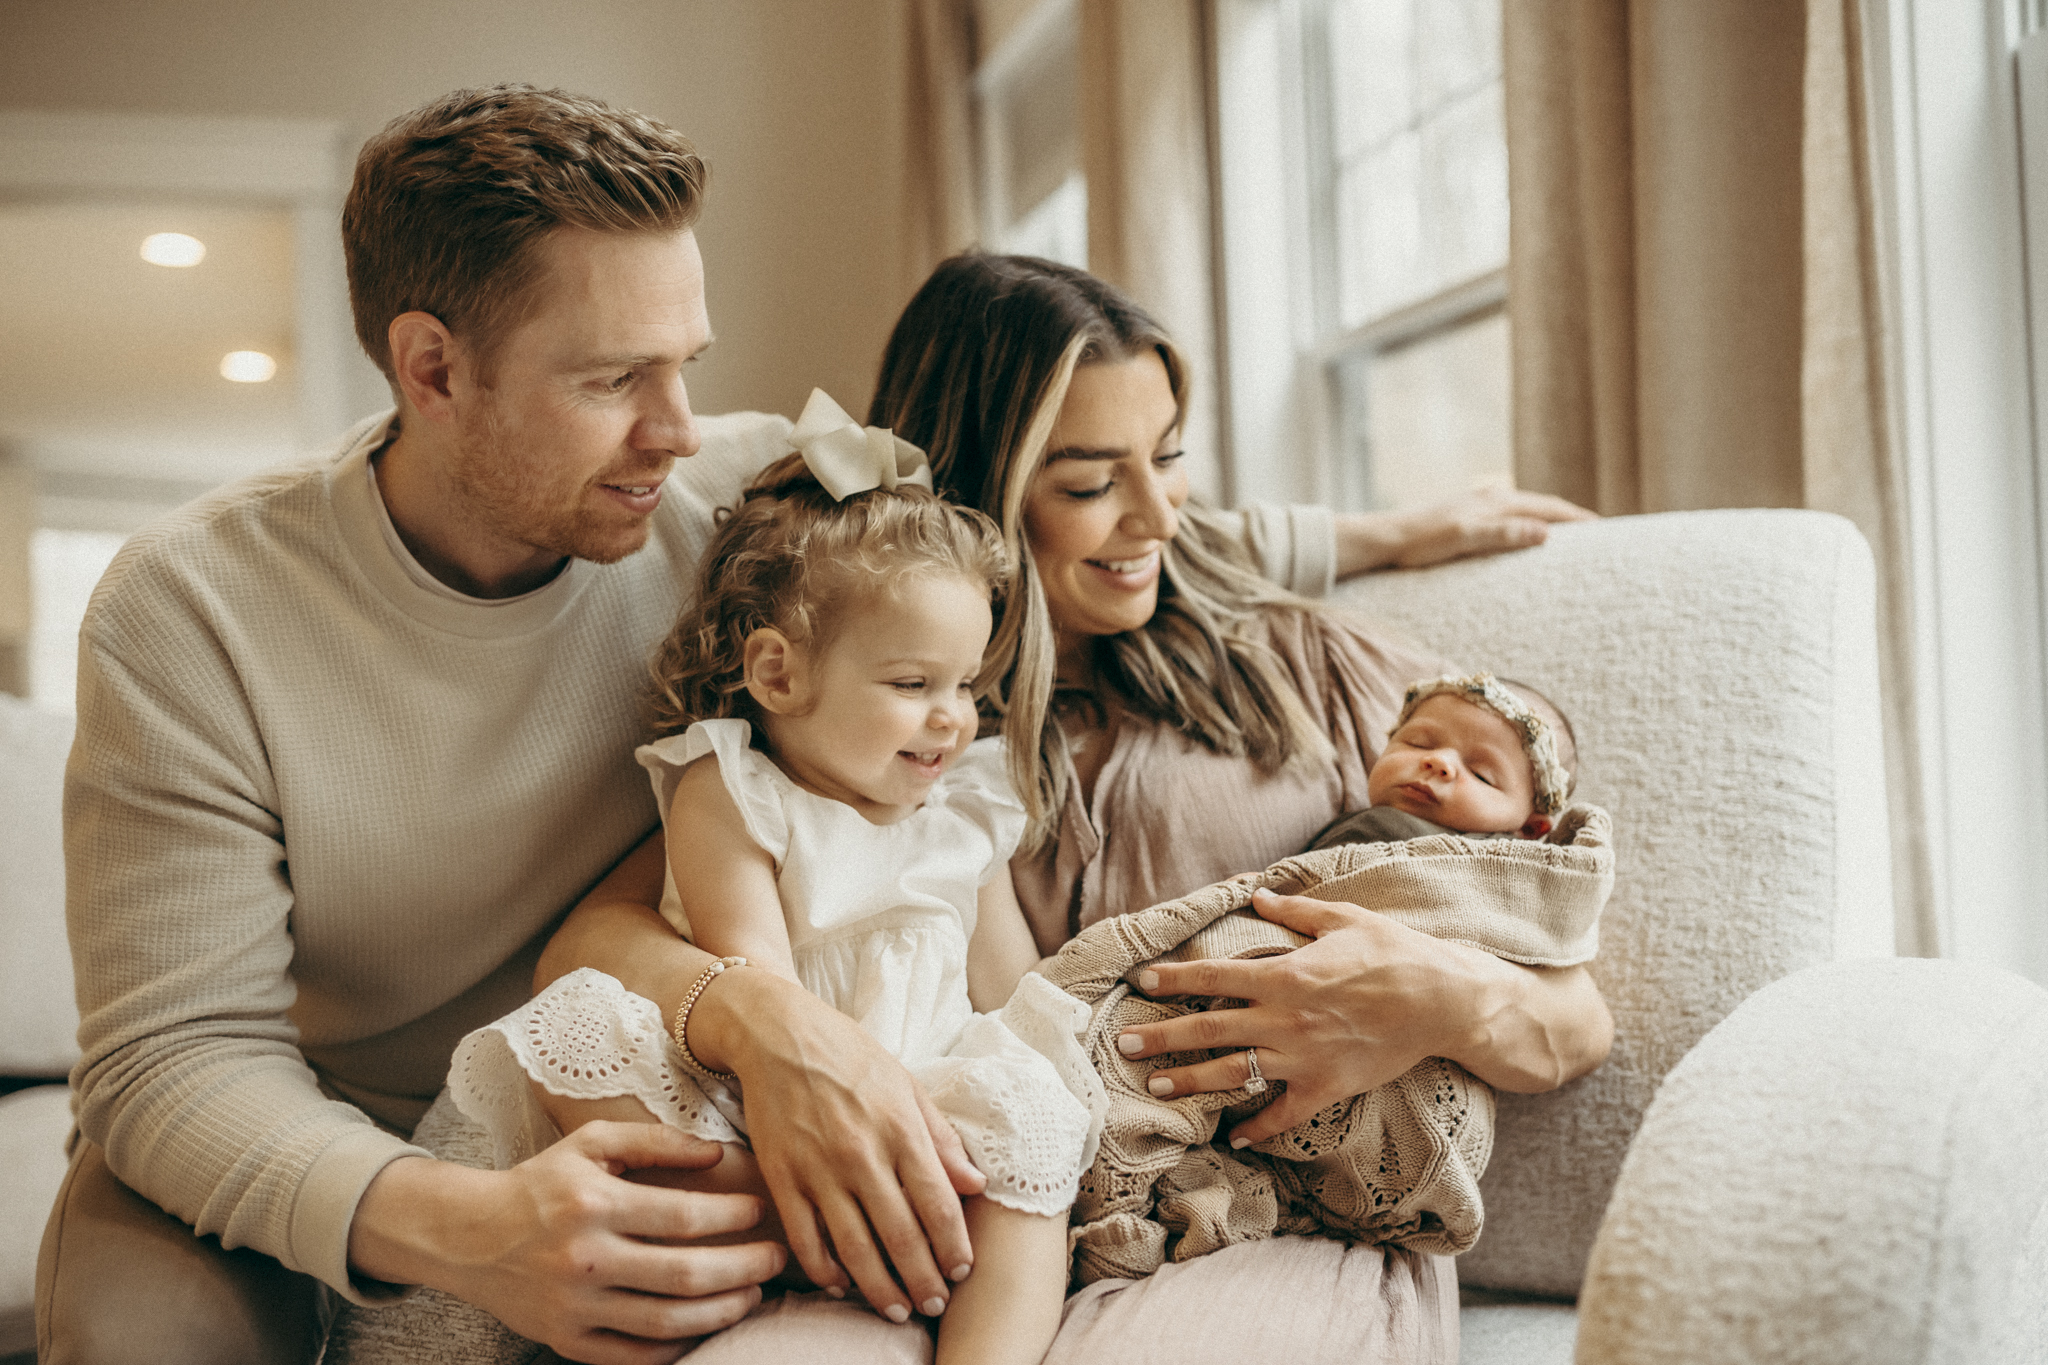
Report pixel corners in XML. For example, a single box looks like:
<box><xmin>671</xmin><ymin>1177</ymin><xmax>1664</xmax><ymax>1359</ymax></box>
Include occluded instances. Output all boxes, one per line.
<box><xmin>590</xmin><ymin>392</ymin><xmax>1095</xmax><ymax>1364</ymax></box>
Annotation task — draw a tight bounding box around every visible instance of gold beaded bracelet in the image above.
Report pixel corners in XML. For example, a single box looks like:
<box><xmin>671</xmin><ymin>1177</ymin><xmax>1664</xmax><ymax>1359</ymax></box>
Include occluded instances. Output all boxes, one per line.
<box><xmin>671</xmin><ymin>955</ymin><xmax>748</xmax><ymax>1084</ymax></box>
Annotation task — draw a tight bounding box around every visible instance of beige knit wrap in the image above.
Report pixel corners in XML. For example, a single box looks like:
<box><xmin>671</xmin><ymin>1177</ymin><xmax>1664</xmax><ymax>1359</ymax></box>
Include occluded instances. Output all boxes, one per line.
<box><xmin>1036</xmin><ymin>804</ymin><xmax>1614</xmax><ymax>1283</ymax></box>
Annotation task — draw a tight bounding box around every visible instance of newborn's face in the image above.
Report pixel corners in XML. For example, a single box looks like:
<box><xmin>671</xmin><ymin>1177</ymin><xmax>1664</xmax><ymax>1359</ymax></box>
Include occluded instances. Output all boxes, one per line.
<box><xmin>1367</xmin><ymin>694</ymin><xmax>1537</xmax><ymax>835</ymax></box>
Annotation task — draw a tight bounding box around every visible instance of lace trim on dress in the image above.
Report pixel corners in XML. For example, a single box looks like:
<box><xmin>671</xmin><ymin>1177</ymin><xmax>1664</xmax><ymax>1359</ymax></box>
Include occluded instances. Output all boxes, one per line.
<box><xmin>448</xmin><ymin>968</ymin><xmax>742</xmax><ymax>1169</ymax></box>
<box><xmin>914</xmin><ymin>972</ymin><xmax>1108</xmax><ymax>1217</ymax></box>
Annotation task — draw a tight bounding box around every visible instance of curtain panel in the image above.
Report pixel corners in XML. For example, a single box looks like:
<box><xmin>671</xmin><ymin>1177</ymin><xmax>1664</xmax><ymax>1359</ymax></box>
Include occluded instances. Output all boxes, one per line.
<box><xmin>1504</xmin><ymin>0</ymin><xmax>1932</xmax><ymax>957</ymax></box>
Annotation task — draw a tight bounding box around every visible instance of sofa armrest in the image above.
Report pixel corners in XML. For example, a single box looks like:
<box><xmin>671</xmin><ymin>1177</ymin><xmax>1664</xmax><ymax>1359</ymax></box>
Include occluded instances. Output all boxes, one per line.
<box><xmin>1575</xmin><ymin>957</ymin><xmax>2048</xmax><ymax>1365</ymax></box>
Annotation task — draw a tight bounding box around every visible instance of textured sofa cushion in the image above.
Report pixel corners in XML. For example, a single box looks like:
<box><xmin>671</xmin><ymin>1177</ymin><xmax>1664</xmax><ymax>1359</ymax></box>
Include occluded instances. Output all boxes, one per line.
<box><xmin>0</xmin><ymin>1083</ymin><xmax>74</xmax><ymax>1355</ymax></box>
<box><xmin>1576</xmin><ymin>957</ymin><xmax>2048</xmax><ymax>1364</ymax></box>
<box><xmin>1331</xmin><ymin>509</ymin><xmax>1892</xmax><ymax>1295</ymax></box>
<box><xmin>0</xmin><ymin>695</ymin><xmax>78</xmax><ymax>1077</ymax></box>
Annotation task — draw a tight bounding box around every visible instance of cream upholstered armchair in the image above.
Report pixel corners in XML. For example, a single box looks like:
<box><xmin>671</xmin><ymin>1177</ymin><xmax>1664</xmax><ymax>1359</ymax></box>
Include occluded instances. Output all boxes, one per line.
<box><xmin>1334</xmin><ymin>509</ymin><xmax>2048</xmax><ymax>1364</ymax></box>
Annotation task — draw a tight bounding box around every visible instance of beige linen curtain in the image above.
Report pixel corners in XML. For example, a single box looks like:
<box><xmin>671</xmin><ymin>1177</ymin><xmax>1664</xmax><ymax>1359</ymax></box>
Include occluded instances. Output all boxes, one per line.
<box><xmin>1505</xmin><ymin>0</ymin><xmax>1933</xmax><ymax>956</ymax></box>
<box><xmin>901</xmin><ymin>0</ymin><xmax>979</xmax><ymax>299</ymax></box>
<box><xmin>899</xmin><ymin>0</ymin><xmax>1226</xmax><ymax>496</ymax></box>
<box><xmin>1077</xmin><ymin>0</ymin><xmax>1226</xmax><ymax>500</ymax></box>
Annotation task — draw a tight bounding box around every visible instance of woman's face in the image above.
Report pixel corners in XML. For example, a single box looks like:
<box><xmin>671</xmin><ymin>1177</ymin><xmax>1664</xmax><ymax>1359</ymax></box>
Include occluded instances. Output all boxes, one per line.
<box><xmin>1023</xmin><ymin>350</ymin><xmax>1188</xmax><ymax>664</ymax></box>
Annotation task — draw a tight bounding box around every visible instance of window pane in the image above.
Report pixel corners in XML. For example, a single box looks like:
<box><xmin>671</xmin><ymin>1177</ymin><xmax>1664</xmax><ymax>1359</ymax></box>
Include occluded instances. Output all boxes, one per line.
<box><xmin>30</xmin><ymin>528</ymin><xmax>126</xmax><ymax>713</ymax></box>
<box><xmin>1327</xmin><ymin>0</ymin><xmax>1412</xmax><ymax>160</ymax></box>
<box><xmin>1413</xmin><ymin>0</ymin><xmax>1500</xmax><ymax>112</ymax></box>
<box><xmin>1417</xmin><ymin>80</ymin><xmax>1509</xmax><ymax>297</ymax></box>
<box><xmin>1325</xmin><ymin>0</ymin><xmax>1506</xmax><ymax>326</ymax></box>
<box><xmin>1335</xmin><ymin>131</ymin><xmax>1422</xmax><ymax>327</ymax></box>
<box><xmin>1337</xmin><ymin>310</ymin><xmax>1511</xmax><ymax>510</ymax></box>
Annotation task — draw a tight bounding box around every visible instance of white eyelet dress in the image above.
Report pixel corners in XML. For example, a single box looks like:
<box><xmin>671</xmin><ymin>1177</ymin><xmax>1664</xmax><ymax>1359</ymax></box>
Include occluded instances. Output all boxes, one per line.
<box><xmin>447</xmin><ymin>718</ymin><xmax>1105</xmax><ymax>1217</ymax></box>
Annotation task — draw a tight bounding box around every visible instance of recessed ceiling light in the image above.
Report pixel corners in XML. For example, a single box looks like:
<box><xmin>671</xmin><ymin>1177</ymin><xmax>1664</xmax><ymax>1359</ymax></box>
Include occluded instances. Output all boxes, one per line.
<box><xmin>220</xmin><ymin>351</ymin><xmax>278</xmax><ymax>383</ymax></box>
<box><xmin>141</xmin><ymin>233</ymin><xmax>206</xmax><ymax>268</ymax></box>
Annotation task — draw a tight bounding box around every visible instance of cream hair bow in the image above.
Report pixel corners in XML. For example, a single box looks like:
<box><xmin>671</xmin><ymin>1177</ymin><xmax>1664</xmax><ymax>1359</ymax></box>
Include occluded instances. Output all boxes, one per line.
<box><xmin>791</xmin><ymin>388</ymin><xmax>934</xmax><ymax>501</ymax></box>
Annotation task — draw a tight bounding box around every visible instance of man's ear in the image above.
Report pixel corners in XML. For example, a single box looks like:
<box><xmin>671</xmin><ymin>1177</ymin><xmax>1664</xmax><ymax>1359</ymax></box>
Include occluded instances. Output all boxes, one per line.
<box><xmin>1520</xmin><ymin>811</ymin><xmax>1554</xmax><ymax>840</ymax></box>
<box><xmin>387</xmin><ymin>311</ymin><xmax>462</xmax><ymax>426</ymax></box>
<box><xmin>743</xmin><ymin>628</ymin><xmax>810</xmax><ymax>715</ymax></box>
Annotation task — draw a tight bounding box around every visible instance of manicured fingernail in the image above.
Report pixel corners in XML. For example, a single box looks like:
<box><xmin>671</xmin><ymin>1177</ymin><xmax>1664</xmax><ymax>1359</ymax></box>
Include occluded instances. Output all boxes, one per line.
<box><xmin>1230</xmin><ymin>1136</ymin><xmax>1251</xmax><ymax>1150</ymax></box>
<box><xmin>1137</xmin><ymin>970</ymin><xmax>1159</xmax><ymax>992</ymax></box>
<box><xmin>825</xmin><ymin>1284</ymin><xmax>845</xmax><ymax>1299</ymax></box>
<box><xmin>884</xmin><ymin>1303</ymin><xmax>910</xmax><ymax>1324</ymax></box>
<box><xmin>922</xmin><ymin>1297</ymin><xmax>947</xmax><ymax>1316</ymax></box>
<box><xmin>1148</xmin><ymin>1076</ymin><xmax>1173</xmax><ymax>1097</ymax></box>
<box><xmin>1118</xmin><ymin>1033</ymin><xmax>1143</xmax><ymax>1055</ymax></box>
<box><xmin>950</xmin><ymin>1264</ymin><xmax>973</xmax><ymax>1282</ymax></box>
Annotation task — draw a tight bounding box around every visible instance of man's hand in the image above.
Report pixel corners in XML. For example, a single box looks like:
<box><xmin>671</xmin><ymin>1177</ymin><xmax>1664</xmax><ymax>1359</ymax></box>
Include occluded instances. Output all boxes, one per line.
<box><xmin>1335</xmin><ymin>484</ymin><xmax>1596</xmax><ymax>578</ymax></box>
<box><xmin>350</xmin><ymin>1124</ymin><xmax>786</xmax><ymax>1365</ymax></box>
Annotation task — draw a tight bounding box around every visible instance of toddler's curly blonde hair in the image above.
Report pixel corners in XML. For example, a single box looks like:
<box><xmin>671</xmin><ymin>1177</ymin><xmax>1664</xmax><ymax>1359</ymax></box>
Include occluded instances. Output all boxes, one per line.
<box><xmin>648</xmin><ymin>453</ymin><xmax>1013</xmax><ymax>739</ymax></box>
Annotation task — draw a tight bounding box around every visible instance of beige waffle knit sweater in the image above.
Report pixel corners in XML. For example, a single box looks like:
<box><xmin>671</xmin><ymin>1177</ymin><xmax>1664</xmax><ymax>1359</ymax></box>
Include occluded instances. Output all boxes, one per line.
<box><xmin>62</xmin><ymin>410</ymin><xmax>791</xmax><ymax>1302</ymax></box>
<box><xmin>60</xmin><ymin>410</ymin><xmax>1336</xmax><ymax>1304</ymax></box>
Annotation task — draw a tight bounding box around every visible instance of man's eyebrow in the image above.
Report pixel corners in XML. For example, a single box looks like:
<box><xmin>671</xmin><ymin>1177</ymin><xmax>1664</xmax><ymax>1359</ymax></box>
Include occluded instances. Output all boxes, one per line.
<box><xmin>1044</xmin><ymin>415</ymin><xmax>1180</xmax><ymax>464</ymax></box>
<box><xmin>579</xmin><ymin>336</ymin><xmax>717</xmax><ymax>370</ymax></box>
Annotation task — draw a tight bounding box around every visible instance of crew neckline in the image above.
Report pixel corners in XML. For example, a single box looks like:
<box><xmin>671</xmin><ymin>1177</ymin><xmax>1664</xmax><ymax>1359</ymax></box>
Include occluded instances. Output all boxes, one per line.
<box><xmin>326</xmin><ymin>412</ymin><xmax>592</xmax><ymax>640</ymax></box>
<box><xmin>363</xmin><ymin>455</ymin><xmax>559</xmax><ymax>607</ymax></box>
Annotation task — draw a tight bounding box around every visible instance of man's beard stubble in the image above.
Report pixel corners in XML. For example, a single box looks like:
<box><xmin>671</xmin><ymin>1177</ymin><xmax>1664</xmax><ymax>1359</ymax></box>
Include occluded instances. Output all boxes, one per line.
<box><xmin>452</xmin><ymin>400</ymin><xmax>658</xmax><ymax>567</ymax></box>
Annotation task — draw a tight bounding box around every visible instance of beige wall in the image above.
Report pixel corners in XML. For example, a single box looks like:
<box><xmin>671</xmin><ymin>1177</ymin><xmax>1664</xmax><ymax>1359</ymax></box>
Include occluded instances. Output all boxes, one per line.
<box><xmin>0</xmin><ymin>0</ymin><xmax>914</xmax><ymax>424</ymax></box>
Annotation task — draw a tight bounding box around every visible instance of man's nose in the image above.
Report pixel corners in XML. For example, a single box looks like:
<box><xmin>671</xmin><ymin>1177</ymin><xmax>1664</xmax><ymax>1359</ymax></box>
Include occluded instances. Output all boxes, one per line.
<box><xmin>635</xmin><ymin>371</ymin><xmax>702</xmax><ymax>458</ymax></box>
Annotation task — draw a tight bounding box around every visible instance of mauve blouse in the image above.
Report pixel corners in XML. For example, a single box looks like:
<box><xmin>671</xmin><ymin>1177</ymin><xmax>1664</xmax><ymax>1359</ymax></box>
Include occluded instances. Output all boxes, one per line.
<box><xmin>1011</xmin><ymin>606</ymin><xmax>1449</xmax><ymax>957</ymax></box>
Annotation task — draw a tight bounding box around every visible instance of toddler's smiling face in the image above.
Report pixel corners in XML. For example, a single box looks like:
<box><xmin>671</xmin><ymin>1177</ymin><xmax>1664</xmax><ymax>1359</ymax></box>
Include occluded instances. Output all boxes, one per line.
<box><xmin>755</xmin><ymin>572</ymin><xmax>992</xmax><ymax>824</ymax></box>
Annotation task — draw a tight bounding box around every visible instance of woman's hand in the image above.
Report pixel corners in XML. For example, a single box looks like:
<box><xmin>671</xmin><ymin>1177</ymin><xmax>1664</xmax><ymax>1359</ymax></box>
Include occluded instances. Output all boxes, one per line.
<box><xmin>1335</xmin><ymin>484</ymin><xmax>1596</xmax><ymax>578</ymax></box>
<box><xmin>1113</xmin><ymin>887</ymin><xmax>1613</xmax><ymax>1147</ymax></box>
<box><xmin>690</xmin><ymin>967</ymin><xmax>987</xmax><ymax>1323</ymax></box>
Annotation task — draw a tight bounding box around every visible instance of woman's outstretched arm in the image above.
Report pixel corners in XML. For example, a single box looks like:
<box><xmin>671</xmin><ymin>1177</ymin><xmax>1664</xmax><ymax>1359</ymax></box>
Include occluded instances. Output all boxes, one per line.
<box><xmin>1109</xmin><ymin>886</ymin><xmax>1614</xmax><ymax>1148</ymax></box>
<box><xmin>1334</xmin><ymin>485</ymin><xmax>1596</xmax><ymax>577</ymax></box>
<box><xmin>538</xmin><ymin>831</ymin><xmax>988</xmax><ymax>1322</ymax></box>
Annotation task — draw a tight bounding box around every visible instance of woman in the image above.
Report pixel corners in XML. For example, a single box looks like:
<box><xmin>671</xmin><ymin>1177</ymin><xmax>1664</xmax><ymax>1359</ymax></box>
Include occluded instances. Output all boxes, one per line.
<box><xmin>521</xmin><ymin>255</ymin><xmax>1610</xmax><ymax>1363</ymax></box>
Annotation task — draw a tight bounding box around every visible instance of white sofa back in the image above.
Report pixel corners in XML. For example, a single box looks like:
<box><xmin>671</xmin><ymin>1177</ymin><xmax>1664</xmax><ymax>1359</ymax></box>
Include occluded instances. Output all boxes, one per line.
<box><xmin>0</xmin><ymin>693</ymin><xmax>79</xmax><ymax>1080</ymax></box>
<box><xmin>1332</xmin><ymin>509</ymin><xmax>1892</xmax><ymax>1295</ymax></box>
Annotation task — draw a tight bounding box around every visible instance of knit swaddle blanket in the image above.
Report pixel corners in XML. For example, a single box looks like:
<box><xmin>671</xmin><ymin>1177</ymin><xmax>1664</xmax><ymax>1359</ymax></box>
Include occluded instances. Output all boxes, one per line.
<box><xmin>1036</xmin><ymin>803</ymin><xmax>1614</xmax><ymax>1284</ymax></box>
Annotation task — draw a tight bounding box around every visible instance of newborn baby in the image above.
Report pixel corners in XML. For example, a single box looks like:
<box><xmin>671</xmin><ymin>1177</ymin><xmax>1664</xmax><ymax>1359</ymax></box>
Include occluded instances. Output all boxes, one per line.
<box><xmin>1311</xmin><ymin>672</ymin><xmax>1578</xmax><ymax>851</ymax></box>
<box><xmin>1050</xmin><ymin>670</ymin><xmax>1613</xmax><ymax>1279</ymax></box>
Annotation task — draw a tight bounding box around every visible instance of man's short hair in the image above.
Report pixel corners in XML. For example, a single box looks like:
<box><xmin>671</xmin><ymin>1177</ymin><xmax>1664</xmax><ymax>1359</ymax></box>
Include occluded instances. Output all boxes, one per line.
<box><xmin>343</xmin><ymin>84</ymin><xmax>708</xmax><ymax>383</ymax></box>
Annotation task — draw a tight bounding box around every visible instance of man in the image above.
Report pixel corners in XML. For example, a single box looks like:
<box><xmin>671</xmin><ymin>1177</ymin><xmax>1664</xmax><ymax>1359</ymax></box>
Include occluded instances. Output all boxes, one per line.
<box><xmin>38</xmin><ymin>84</ymin><xmax>983</xmax><ymax>1365</ymax></box>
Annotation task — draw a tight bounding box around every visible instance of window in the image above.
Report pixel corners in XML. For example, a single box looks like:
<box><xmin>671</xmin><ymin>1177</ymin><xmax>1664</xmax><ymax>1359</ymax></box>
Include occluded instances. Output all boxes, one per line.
<box><xmin>1214</xmin><ymin>0</ymin><xmax>1511</xmax><ymax>512</ymax></box>
<box><xmin>974</xmin><ymin>0</ymin><xmax>1087</xmax><ymax>268</ymax></box>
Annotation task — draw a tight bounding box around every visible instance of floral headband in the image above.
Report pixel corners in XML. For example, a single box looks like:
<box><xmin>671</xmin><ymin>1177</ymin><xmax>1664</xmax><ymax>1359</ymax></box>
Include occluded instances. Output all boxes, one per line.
<box><xmin>790</xmin><ymin>388</ymin><xmax>933</xmax><ymax>500</ymax></box>
<box><xmin>1394</xmin><ymin>671</ymin><xmax>1573</xmax><ymax>816</ymax></box>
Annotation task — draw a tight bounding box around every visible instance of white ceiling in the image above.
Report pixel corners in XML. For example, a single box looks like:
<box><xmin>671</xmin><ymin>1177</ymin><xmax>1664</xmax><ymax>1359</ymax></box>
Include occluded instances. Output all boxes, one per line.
<box><xmin>0</xmin><ymin>198</ymin><xmax>299</xmax><ymax>488</ymax></box>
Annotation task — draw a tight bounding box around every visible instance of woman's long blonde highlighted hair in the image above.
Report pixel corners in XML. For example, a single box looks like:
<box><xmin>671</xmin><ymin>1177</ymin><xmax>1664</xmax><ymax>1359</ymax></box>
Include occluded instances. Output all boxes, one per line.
<box><xmin>648</xmin><ymin>453</ymin><xmax>1011</xmax><ymax>739</ymax></box>
<box><xmin>868</xmin><ymin>253</ymin><xmax>1332</xmax><ymax>849</ymax></box>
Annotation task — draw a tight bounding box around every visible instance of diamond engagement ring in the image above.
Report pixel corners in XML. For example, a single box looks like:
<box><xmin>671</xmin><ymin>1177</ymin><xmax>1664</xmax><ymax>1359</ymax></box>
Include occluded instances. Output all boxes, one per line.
<box><xmin>1242</xmin><ymin>1047</ymin><xmax>1267</xmax><ymax>1094</ymax></box>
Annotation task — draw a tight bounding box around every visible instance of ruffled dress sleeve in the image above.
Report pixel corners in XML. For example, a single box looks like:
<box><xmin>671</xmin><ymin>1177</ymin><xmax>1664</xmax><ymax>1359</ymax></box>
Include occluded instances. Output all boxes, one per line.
<box><xmin>933</xmin><ymin>736</ymin><xmax>1027</xmax><ymax>885</ymax></box>
<box><xmin>635</xmin><ymin>718</ymin><xmax>791</xmax><ymax>938</ymax></box>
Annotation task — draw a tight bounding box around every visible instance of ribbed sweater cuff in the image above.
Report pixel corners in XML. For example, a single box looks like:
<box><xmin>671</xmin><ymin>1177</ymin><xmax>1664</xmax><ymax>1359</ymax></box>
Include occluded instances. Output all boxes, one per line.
<box><xmin>289</xmin><ymin>1125</ymin><xmax>432</xmax><ymax>1305</ymax></box>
